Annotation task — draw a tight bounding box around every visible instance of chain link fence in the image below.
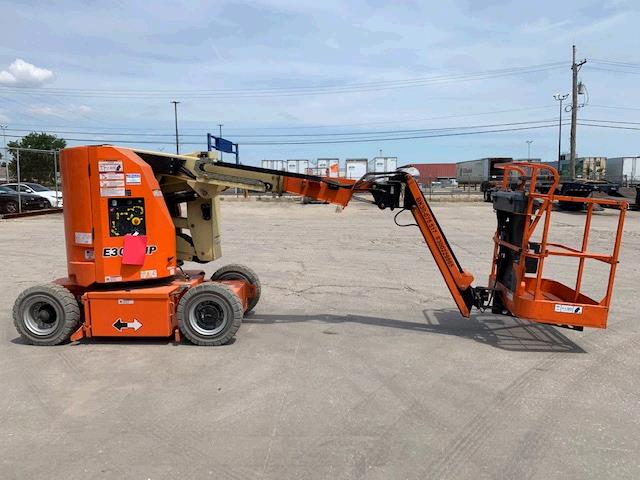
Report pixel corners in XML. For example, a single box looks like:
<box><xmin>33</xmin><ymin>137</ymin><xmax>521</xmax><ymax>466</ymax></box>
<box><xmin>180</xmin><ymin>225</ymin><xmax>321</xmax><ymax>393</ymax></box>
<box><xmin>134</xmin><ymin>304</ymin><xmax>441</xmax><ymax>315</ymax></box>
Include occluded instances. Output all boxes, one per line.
<box><xmin>0</xmin><ymin>146</ymin><xmax>62</xmax><ymax>213</ymax></box>
<box><xmin>420</xmin><ymin>174</ymin><xmax>483</xmax><ymax>201</ymax></box>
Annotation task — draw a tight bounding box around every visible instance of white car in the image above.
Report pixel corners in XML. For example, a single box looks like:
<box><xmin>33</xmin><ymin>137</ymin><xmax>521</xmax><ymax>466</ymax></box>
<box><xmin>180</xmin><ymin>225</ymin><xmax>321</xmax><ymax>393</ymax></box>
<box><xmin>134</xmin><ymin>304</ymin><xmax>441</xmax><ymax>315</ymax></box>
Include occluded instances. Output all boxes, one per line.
<box><xmin>2</xmin><ymin>182</ymin><xmax>63</xmax><ymax>207</ymax></box>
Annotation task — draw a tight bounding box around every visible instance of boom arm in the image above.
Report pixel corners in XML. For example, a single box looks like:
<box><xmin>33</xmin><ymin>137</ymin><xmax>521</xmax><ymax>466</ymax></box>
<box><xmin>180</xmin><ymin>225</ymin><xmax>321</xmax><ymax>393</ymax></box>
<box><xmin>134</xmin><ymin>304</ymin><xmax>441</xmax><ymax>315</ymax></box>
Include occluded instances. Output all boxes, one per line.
<box><xmin>137</xmin><ymin>149</ymin><xmax>477</xmax><ymax>317</ymax></box>
<box><xmin>402</xmin><ymin>175</ymin><xmax>476</xmax><ymax>316</ymax></box>
<box><xmin>136</xmin><ymin>148</ymin><xmax>627</xmax><ymax>329</ymax></box>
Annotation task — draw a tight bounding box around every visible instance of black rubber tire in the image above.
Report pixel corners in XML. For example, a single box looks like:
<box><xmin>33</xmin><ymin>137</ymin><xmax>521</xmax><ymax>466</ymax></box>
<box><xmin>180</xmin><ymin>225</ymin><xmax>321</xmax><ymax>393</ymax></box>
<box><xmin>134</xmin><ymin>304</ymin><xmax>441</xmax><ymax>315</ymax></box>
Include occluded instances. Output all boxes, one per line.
<box><xmin>177</xmin><ymin>283</ymin><xmax>243</xmax><ymax>346</ymax></box>
<box><xmin>13</xmin><ymin>284</ymin><xmax>81</xmax><ymax>346</ymax></box>
<box><xmin>211</xmin><ymin>264</ymin><xmax>261</xmax><ymax>313</ymax></box>
<box><xmin>5</xmin><ymin>200</ymin><xmax>18</xmax><ymax>214</ymax></box>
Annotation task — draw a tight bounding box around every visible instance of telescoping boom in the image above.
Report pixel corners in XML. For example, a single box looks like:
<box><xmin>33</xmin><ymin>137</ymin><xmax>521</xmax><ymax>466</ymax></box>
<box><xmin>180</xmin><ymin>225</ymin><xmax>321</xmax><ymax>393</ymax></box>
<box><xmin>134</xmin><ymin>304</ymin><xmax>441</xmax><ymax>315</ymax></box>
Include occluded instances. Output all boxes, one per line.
<box><xmin>11</xmin><ymin>146</ymin><xmax>628</xmax><ymax>346</ymax></box>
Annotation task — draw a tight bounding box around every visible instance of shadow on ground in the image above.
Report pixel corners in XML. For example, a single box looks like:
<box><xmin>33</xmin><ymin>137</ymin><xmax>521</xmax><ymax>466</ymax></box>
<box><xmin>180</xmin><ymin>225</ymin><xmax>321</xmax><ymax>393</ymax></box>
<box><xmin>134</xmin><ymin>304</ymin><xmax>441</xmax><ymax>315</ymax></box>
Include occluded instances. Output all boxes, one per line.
<box><xmin>246</xmin><ymin>309</ymin><xmax>585</xmax><ymax>353</ymax></box>
<box><xmin>9</xmin><ymin>311</ymin><xmax>583</xmax><ymax>353</ymax></box>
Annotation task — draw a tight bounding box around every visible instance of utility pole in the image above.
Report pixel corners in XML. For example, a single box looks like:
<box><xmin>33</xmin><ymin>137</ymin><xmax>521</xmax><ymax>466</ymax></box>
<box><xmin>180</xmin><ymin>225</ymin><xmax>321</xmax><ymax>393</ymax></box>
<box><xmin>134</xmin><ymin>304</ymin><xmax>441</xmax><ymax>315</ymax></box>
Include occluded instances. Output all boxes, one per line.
<box><xmin>569</xmin><ymin>45</ymin><xmax>586</xmax><ymax>179</ymax></box>
<box><xmin>553</xmin><ymin>93</ymin><xmax>569</xmax><ymax>171</ymax></box>
<box><xmin>526</xmin><ymin>140</ymin><xmax>533</xmax><ymax>160</ymax></box>
<box><xmin>170</xmin><ymin>101</ymin><xmax>180</xmax><ymax>154</ymax></box>
<box><xmin>217</xmin><ymin>124</ymin><xmax>224</xmax><ymax>160</ymax></box>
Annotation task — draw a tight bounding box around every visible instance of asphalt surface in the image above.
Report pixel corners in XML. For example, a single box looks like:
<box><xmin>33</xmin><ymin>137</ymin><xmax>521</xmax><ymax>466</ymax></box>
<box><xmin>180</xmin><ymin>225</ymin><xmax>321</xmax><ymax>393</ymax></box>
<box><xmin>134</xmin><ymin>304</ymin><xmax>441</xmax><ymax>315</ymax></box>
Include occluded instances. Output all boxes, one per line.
<box><xmin>1</xmin><ymin>201</ymin><xmax>638</xmax><ymax>479</ymax></box>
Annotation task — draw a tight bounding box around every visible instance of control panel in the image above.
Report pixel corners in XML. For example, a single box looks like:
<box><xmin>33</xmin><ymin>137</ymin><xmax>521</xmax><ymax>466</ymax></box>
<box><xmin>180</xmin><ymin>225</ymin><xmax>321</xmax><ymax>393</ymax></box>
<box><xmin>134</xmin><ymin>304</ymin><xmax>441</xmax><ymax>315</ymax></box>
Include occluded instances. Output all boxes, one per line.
<box><xmin>108</xmin><ymin>197</ymin><xmax>146</xmax><ymax>237</ymax></box>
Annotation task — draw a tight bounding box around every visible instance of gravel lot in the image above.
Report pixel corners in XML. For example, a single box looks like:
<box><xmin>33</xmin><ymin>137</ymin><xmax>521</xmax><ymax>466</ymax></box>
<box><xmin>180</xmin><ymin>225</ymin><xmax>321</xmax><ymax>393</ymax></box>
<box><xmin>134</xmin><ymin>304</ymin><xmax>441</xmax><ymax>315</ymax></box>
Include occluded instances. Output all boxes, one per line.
<box><xmin>1</xmin><ymin>201</ymin><xmax>638</xmax><ymax>479</ymax></box>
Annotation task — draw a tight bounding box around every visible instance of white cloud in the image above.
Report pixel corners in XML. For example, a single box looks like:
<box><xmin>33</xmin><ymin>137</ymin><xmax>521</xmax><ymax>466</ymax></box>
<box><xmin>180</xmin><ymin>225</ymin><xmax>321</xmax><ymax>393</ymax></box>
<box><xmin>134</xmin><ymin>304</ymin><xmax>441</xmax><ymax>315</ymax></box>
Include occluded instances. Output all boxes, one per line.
<box><xmin>0</xmin><ymin>59</ymin><xmax>54</xmax><ymax>87</ymax></box>
<box><xmin>27</xmin><ymin>104</ymin><xmax>92</xmax><ymax>117</ymax></box>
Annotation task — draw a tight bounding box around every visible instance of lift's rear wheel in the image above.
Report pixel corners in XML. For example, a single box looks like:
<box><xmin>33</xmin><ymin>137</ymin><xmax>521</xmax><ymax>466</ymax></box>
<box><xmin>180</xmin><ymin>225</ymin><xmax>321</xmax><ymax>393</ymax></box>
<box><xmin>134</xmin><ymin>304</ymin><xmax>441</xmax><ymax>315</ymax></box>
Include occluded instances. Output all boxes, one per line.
<box><xmin>177</xmin><ymin>283</ymin><xmax>243</xmax><ymax>346</ymax></box>
<box><xmin>13</xmin><ymin>284</ymin><xmax>81</xmax><ymax>346</ymax></box>
<box><xmin>211</xmin><ymin>264</ymin><xmax>261</xmax><ymax>313</ymax></box>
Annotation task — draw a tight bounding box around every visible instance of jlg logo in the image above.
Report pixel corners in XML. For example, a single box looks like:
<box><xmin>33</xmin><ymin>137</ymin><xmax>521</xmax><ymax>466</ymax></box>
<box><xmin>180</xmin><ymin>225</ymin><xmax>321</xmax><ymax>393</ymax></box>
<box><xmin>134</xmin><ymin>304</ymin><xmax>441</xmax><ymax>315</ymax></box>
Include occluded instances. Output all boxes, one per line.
<box><xmin>103</xmin><ymin>245</ymin><xmax>158</xmax><ymax>257</ymax></box>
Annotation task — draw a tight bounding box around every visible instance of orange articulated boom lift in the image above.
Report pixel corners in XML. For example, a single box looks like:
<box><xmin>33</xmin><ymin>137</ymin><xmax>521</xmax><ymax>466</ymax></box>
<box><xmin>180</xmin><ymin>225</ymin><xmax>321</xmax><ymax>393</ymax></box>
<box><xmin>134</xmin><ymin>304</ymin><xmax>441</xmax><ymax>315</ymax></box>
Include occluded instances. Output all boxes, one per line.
<box><xmin>12</xmin><ymin>146</ymin><xmax>628</xmax><ymax>346</ymax></box>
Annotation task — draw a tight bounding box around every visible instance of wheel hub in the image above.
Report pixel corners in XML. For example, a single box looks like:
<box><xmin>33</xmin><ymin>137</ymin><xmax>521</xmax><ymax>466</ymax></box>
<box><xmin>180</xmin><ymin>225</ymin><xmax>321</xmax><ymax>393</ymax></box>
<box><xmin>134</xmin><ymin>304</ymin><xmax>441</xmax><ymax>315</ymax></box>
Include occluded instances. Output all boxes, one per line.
<box><xmin>195</xmin><ymin>301</ymin><xmax>224</xmax><ymax>330</ymax></box>
<box><xmin>23</xmin><ymin>298</ymin><xmax>60</xmax><ymax>335</ymax></box>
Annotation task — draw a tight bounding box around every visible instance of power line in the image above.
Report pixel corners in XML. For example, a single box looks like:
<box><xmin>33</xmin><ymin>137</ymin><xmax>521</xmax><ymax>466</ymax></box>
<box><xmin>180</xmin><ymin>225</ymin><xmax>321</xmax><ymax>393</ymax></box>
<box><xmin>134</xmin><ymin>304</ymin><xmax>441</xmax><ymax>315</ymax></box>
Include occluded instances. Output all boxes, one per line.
<box><xmin>590</xmin><ymin>59</ymin><xmax>640</xmax><ymax>68</ymax></box>
<box><xmin>580</xmin><ymin>118</ymin><xmax>640</xmax><ymax>125</ymax></box>
<box><xmin>2</xmin><ymin>118</ymin><xmax>559</xmax><ymax>139</ymax></box>
<box><xmin>0</xmin><ymin>105</ymin><xmax>557</xmax><ymax>133</ymax></box>
<box><xmin>6</xmin><ymin>121</ymin><xmax>635</xmax><ymax>146</ymax></box>
<box><xmin>577</xmin><ymin>122</ymin><xmax>640</xmax><ymax>131</ymax></box>
<box><xmin>0</xmin><ymin>122</ymin><xmax>566</xmax><ymax>146</ymax></box>
<box><xmin>584</xmin><ymin>66</ymin><xmax>640</xmax><ymax>75</ymax></box>
<box><xmin>589</xmin><ymin>104</ymin><xmax>640</xmax><ymax>111</ymax></box>
<box><xmin>0</xmin><ymin>62</ymin><xmax>568</xmax><ymax>99</ymax></box>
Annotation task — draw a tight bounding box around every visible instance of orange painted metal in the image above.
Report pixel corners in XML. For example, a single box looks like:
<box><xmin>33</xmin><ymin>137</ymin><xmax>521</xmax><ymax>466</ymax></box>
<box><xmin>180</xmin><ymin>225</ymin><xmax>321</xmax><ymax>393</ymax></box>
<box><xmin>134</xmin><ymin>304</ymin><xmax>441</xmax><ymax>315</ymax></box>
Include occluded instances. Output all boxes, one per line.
<box><xmin>491</xmin><ymin>162</ymin><xmax>628</xmax><ymax>329</ymax></box>
<box><xmin>405</xmin><ymin>176</ymin><xmax>475</xmax><ymax>317</ymax></box>
<box><xmin>67</xmin><ymin>271</ymin><xmax>255</xmax><ymax>341</ymax></box>
<box><xmin>79</xmin><ymin>274</ymin><xmax>204</xmax><ymax>339</ymax></box>
<box><xmin>60</xmin><ymin>145</ymin><xmax>177</xmax><ymax>288</ymax></box>
<box><xmin>218</xmin><ymin>279</ymin><xmax>254</xmax><ymax>312</ymax></box>
<box><xmin>282</xmin><ymin>176</ymin><xmax>361</xmax><ymax>207</ymax></box>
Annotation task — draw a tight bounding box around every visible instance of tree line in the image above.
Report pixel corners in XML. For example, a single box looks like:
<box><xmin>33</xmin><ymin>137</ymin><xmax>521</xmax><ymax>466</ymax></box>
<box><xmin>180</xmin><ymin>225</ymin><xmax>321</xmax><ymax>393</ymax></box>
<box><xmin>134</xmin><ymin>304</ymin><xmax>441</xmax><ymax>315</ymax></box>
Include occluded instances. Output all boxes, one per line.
<box><xmin>2</xmin><ymin>132</ymin><xmax>66</xmax><ymax>186</ymax></box>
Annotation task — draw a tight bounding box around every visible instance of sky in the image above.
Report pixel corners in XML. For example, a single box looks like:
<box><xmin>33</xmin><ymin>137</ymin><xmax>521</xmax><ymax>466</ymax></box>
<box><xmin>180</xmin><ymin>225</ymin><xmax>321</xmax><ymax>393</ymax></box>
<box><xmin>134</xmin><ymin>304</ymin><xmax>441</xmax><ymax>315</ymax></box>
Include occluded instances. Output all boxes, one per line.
<box><xmin>0</xmin><ymin>0</ymin><xmax>638</xmax><ymax>166</ymax></box>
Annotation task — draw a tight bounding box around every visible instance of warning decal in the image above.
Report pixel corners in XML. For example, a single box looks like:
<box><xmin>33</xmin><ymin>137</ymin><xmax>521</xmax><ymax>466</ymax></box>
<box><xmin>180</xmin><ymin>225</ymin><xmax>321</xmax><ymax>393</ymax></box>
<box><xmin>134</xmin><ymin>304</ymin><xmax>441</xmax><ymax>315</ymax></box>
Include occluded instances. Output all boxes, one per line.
<box><xmin>99</xmin><ymin>172</ymin><xmax>124</xmax><ymax>180</ymax></box>
<box><xmin>554</xmin><ymin>304</ymin><xmax>583</xmax><ymax>315</ymax></box>
<box><xmin>74</xmin><ymin>232</ymin><xmax>92</xmax><ymax>245</ymax></box>
<box><xmin>100</xmin><ymin>180</ymin><xmax>125</xmax><ymax>187</ymax></box>
<box><xmin>126</xmin><ymin>173</ymin><xmax>141</xmax><ymax>185</ymax></box>
<box><xmin>140</xmin><ymin>269</ymin><xmax>158</xmax><ymax>279</ymax></box>
<box><xmin>100</xmin><ymin>187</ymin><xmax>125</xmax><ymax>197</ymax></box>
<box><xmin>98</xmin><ymin>160</ymin><xmax>123</xmax><ymax>173</ymax></box>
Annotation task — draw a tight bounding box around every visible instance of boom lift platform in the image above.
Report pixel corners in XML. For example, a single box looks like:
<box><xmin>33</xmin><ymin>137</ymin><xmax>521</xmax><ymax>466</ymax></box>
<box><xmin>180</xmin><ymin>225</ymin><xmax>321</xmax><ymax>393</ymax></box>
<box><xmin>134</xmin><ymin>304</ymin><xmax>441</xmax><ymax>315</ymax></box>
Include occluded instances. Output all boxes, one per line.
<box><xmin>12</xmin><ymin>146</ymin><xmax>628</xmax><ymax>346</ymax></box>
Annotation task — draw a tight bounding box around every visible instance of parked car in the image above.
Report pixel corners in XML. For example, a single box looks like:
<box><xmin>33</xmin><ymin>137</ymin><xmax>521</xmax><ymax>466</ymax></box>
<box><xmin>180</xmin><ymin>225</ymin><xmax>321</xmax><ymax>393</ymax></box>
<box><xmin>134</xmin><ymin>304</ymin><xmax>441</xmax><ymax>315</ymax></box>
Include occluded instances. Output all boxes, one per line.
<box><xmin>1</xmin><ymin>182</ymin><xmax>63</xmax><ymax>207</ymax></box>
<box><xmin>0</xmin><ymin>186</ymin><xmax>51</xmax><ymax>214</ymax></box>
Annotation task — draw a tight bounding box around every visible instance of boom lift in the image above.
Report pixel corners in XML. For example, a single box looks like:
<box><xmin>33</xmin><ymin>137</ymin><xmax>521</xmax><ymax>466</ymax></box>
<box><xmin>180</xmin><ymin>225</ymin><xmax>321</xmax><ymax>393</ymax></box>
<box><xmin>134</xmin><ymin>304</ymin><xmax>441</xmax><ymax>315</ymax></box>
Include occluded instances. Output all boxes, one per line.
<box><xmin>12</xmin><ymin>146</ymin><xmax>628</xmax><ymax>346</ymax></box>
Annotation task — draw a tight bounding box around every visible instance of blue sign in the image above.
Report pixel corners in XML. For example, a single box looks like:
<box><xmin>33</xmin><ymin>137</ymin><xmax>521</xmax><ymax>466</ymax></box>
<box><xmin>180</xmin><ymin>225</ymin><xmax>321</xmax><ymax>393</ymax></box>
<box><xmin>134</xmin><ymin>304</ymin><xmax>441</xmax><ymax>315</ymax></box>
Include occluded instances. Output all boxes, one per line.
<box><xmin>215</xmin><ymin>137</ymin><xmax>234</xmax><ymax>154</ymax></box>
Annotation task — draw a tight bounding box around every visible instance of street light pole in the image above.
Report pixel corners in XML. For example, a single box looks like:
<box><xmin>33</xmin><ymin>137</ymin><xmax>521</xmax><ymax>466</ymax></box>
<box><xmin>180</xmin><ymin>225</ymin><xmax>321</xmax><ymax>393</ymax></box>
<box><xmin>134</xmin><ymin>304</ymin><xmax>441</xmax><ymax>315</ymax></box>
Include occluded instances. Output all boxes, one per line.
<box><xmin>526</xmin><ymin>140</ymin><xmax>533</xmax><ymax>160</ymax></box>
<box><xmin>170</xmin><ymin>101</ymin><xmax>180</xmax><ymax>154</ymax></box>
<box><xmin>553</xmin><ymin>93</ymin><xmax>569</xmax><ymax>172</ymax></box>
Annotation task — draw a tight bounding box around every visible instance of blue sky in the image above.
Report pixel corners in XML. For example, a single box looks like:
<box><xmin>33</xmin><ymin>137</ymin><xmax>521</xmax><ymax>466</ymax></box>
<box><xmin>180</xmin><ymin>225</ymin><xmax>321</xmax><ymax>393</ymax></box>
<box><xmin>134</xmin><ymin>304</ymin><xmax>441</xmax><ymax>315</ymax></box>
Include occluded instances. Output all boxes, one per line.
<box><xmin>0</xmin><ymin>0</ymin><xmax>638</xmax><ymax>166</ymax></box>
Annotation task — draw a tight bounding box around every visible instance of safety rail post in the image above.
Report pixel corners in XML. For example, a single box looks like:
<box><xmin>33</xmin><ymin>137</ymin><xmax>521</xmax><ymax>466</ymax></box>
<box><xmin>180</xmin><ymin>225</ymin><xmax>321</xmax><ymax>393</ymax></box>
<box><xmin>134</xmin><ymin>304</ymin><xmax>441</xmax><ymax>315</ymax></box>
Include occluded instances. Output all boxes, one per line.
<box><xmin>603</xmin><ymin>203</ymin><xmax>627</xmax><ymax>306</ymax></box>
<box><xmin>573</xmin><ymin>203</ymin><xmax>594</xmax><ymax>301</ymax></box>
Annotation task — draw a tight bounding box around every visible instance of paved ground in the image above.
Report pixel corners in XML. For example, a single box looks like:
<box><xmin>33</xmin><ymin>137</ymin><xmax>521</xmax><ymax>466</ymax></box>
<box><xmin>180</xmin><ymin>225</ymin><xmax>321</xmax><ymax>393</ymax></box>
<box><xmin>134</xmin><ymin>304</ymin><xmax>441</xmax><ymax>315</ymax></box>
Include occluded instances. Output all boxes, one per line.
<box><xmin>1</xmin><ymin>201</ymin><xmax>638</xmax><ymax>479</ymax></box>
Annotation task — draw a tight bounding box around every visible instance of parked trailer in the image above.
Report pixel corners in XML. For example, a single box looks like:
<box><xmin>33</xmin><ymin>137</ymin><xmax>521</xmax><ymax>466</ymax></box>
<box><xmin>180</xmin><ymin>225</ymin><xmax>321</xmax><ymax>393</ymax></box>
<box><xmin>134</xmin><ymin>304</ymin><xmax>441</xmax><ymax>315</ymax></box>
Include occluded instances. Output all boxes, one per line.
<box><xmin>345</xmin><ymin>158</ymin><xmax>368</xmax><ymax>179</ymax></box>
<box><xmin>558</xmin><ymin>157</ymin><xmax>607</xmax><ymax>181</ymax></box>
<box><xmin>286</xmin><ymin>159</ymin><xmax>310</xmax><ymax>174</ymax></box>
<box><xmin>316</xmin><ymin>158</ymin><xmax>340</xmax><ymax>177</ymax></box>
<box><xmin>261</xmin><ymin>160</ymin><xmax>286</xmax><ymax>171</ymax></box>
<box><xmin>605</xmin><ymin>157</ymin><xmax>640</xmax><ymax>186</ymax></box>
<box><xmin>456</xmin><ymin>157</ymin><xmax>512</xmax><ymax>185</ymax></box>
<box><xmin>370</xmin><ymin>156</ymin><xmax>398</xmax><ymax>173</ymax></box>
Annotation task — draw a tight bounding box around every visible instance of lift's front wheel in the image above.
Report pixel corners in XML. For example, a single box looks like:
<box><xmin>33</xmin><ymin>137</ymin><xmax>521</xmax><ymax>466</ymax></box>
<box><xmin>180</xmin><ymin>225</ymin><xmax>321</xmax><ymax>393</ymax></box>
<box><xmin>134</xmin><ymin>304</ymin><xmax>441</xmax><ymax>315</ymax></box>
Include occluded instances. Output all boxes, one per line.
<box><xmin>177</xmin><ymin>283</ymin><xmax>243</xmax><ymax>346</ymax></box>
<box><xmin>211</xmin><ymin>264</ymin><xmax>261</xmax><ymax>313</ymax></box>
<box><xmin>13</xmin><ymin>284</ymin><xmax>81</xmax><ymax>345</ymax></box>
